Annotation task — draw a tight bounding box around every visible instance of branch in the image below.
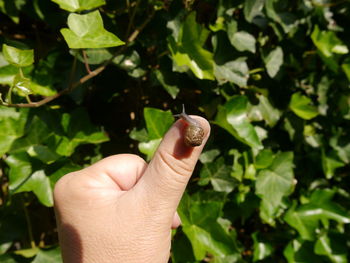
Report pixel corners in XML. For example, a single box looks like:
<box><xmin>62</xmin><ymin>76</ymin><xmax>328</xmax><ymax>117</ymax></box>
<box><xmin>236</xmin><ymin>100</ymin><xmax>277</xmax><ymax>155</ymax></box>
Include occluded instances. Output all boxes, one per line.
<box><xmin>3</xmin><ymin>9</ymin><xmax>155</xmax><ymax>108</ymax></box>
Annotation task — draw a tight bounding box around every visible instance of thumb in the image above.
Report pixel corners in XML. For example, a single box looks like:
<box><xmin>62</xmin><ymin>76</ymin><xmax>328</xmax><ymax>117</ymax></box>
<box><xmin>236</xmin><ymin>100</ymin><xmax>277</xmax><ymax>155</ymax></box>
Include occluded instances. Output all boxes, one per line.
<box><xmin>136</xmin><ymin>116</ymin><xmax>210</xmax><ymax>214</ymax></box>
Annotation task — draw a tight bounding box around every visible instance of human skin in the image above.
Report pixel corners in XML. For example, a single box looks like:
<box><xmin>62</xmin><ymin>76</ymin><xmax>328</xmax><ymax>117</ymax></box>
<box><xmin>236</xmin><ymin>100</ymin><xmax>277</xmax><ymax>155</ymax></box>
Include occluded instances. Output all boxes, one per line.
<box><xmin>54</xmin><ymin>116</ymin><xmax>210</xmax><ymax>263</ymax></box>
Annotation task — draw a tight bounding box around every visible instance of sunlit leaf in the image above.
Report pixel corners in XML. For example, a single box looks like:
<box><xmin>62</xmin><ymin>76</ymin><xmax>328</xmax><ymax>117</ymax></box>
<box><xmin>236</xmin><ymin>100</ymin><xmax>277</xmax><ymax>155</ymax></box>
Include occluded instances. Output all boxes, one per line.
<box><xmin>61</xmin><ymin>10</ymin><xmax>125</xmax><ymax>49</ymax></box>
<box><xmin>290</xmin><ymin>92</ymin><xmax>318</xmax><ymax>120</ymax></box>
<box><xmin>2</xmin><ymin>44</ymin><xmax>34</xmax><ymax>67</ymax></box>
<box><xmin>50</xmin><ymin>0</ymin><xmax>105</xmax><ymax>12</ymax></box>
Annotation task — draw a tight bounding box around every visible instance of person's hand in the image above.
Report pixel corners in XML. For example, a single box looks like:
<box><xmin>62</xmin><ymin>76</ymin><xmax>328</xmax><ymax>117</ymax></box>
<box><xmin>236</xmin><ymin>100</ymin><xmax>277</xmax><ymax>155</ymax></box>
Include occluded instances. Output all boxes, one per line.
<box><xmin>54</xmin><ymin>116</ymin><xmax>210</xmax><ymax>263</ymax></box>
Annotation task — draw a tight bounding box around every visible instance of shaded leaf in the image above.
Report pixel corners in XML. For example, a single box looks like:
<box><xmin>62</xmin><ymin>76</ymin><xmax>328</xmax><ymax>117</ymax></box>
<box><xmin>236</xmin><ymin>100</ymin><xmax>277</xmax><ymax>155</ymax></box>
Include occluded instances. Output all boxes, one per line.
<box><xmin>284</xmin><ymin>189</ymin><xmax>350</xmax><ymax>240</ymax></box>
<box><xmin>199</xmin><ymin>157</ymin><xmax>237</xmax><ymax>193</ymax></box>
<box><xmin>264</xmin><ymin>46</ymin><xmax>283</xmax><ymax>78</ymax></box>
<box><xmin>214</xmin><ymin>58</ymin><xmax>249</xmax><ymax>87</ymax></box>
<box><xmin>256</xmin><ymin>152</ymin><xmax>295</xmax><ymax>224</ymax></box>
<box><xmin>229</xmin><ymin>31</ymin><xmax>256</xmax><ymax>53</ymax></box>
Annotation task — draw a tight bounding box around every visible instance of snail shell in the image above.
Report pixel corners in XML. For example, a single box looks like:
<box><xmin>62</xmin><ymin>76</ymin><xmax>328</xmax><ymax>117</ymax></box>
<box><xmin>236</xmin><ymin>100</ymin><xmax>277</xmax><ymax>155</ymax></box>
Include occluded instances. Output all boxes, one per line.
<box><xmin>174</xmin><ymin>105</ymin><xmax>205</xmax><ymax>147</ymax></box>
<box><xmin>184</xmin><ymin>124</ymin><xmax>204</xmax><ymax>147</ymax></box>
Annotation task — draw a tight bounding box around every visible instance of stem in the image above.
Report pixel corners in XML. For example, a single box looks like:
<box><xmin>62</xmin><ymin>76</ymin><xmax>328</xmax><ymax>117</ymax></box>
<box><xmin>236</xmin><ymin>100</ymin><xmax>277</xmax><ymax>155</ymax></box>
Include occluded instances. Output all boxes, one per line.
<box><xmin>126</xmin><ymin>0</ymin><xmax>141</xmax><ymax>38</ymax></box>
<box><xmin>7</xmin><ymin>85</ymin><xmax>14</xmax><ymax>104</ymax></box>
<box><xmin>25</xmin><ymin>95</ymin><xmax>32</xmax><ymax>103</ymax></box>
<box><xmin>249</xmin><ymin>68</ymin><xmax>264</xmax><ymax>74</ymax></box>
<box><xmin>82</xmin><ymin>50</ymin><xmax>92</xmax><ymax>74</ymax></box>
<box><xmin>22</xmin><ymin>195</ymin><xmax>36</xmax><ymax>249</ymax></box>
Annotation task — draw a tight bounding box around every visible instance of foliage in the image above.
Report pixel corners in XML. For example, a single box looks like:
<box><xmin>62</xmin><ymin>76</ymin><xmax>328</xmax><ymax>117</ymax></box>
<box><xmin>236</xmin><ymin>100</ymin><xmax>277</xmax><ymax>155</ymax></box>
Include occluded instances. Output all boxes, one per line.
<box><xmin>0</xmin><ymin>0</ymin><xmax>350</xmax><ymax>262</ymax></box>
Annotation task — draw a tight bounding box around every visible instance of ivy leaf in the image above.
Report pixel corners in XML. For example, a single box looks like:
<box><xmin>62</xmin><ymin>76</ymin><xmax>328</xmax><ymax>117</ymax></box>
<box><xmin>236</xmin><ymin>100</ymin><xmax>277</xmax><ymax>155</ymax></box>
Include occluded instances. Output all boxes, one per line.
<box><xmin>244</xmin><ymin>0</ymin><xmax>265</xmax><ymax>23</ymax></box>
<box><xmin>139</xmin><ymin>138</ymin><xmax>162</xmax><ymax>161</ymax></box>
<box><xmin>61</xmin><ymin>10</ymin><xmax>125</xmax><ymax>49</ymax></box>
<box><xmin>50</xmin><ymin>0</ymin><xmax>106</xmax><ymax>12</ymax></box>
<box><xmin>255</xmin><ymin>152</ymin><xmax>295</xmax><ymax>225</ymax></box>
<box><xmin>0</xmin><ymin>107</ymin><xmax>27</xmax><ymax>156</ymax></box>
<box><xmin>228</xmin><ymin>31</ymin><xmax>256</xmax><ymax>53</ymax></box>
<box><xmin>284</xmin><ymin>189</ymin><xmax>350</xmax><ymax>240</ymax></box>
<box><xmin>289</xmin><ymin>92</ymin><xmax>318</xmax><ymax>120</ymax></box>
<box><xmin>32</xmin><ymin>247</ymin><xmax>62</xmax><ymax>263</ymax></box>
<box><xmin>168</xmin><ymin>12</ymin><xmax>215</xmax><ymax>80</ymax></box>
<box><xmin>199</xmin><ymin>157</ymin><xmax>237</xmax><ymax>193</ymax></box>
<box><xmin>253</xmin><ymin>94</ymin><xmax>281</xmax><ymax>127</ymax></box>
<box><xmin>215</xmin><ymin>96</ymin><xmax>262</xmax><ymax>149</ymax></box>
<box><xmin>314</xmin><ymin>232</ymin><xmax>348</xmax><ymax>263</ymax></box>
<box><xmin>13</xmin><ymin>73</ymin><xmax>32</xmax><ymax>96</ymax></box>
<box><xmin>311</xmin><ymin>25</ymin><xmax>348</xmax><ymax>72</ymax></box>
<box><xmin>178</xmin><ymin>192</ymin><xmax>242</xmax><ymax>261</ymax></box>
<box><xmin>322</xmin><ymin>150</ymin><xmax>344</xmax><ymax>179</ymax></box>
<box><xmin>2</xmin><ymin>44</ymin><xmax>34</xmax><ymax>67</ymax></box>
<box><xmin>284</xmin><ymin>239</ymin><xmax>325</xmax><ymax>263</ymax></box>
<box><xmin>252</xmin><ymin>232</ymin><xmax>273</xmax><ymax>262</ymax></box>
<box><xmin>263</xmin><ymin>46</ymin><xmax>283</xmax><ymax>78</ymax></box>
<box><xmin>144</xmin><ymin>107</ymin><xmax>174</xmax><ymax>140</ymax></box>
<box><xmin>154</xmin><ymin>69</ymin><xmax>180</xmax><ymax>99</ymax></box>
<box><xmin>5</xmin><ymin>153</ymin><xmax>32</xmax><ymax>191</ymax></box>
<box><xmin>14</xmin><ymin>170</ymin><xmax>53</xmax><ymax>207</ymax></box>
<box><xmin>214</xmin><ymin>58</ymin><xmax>249</xmax><ymax>87</ymax></box>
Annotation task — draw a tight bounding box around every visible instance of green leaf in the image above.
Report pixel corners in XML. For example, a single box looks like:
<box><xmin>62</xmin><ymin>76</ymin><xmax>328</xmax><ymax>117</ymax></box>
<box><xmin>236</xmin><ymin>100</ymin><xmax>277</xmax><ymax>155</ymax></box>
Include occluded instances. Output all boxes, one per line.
<box><xmin>12</xmin><ymin>73</ymin><xmax>32</xmax><ymax>96</ymax></box>
<box><xmin>284</xmin><ymin>189</ymin><xmax>350</xmax><ymax>240</ymax></box>
<box><xmin>263</xmin><ymin>46</ymin><xmax>283</xmax><ymax>78</ymax></box>
<box><xmin>168</xmin><ymin>12</ymin><xmax>215</xmax><ymax>80</ymax></box>
<box><xmin>289</xmin><ymin>92</ymin><xmax>319</xmax><ymax>120</ymax></box>
<box><xmin>178</xmin><ymin>192</ymin><xmax>242</xmax><ymax>261</ymax></box>
<box><xmin>50</xmin><ymin>0</ymin><xmax>106</xmax><ymax>12</ymax></box>
<box><xmin>144</xmin><ymin>107</ymin><xmax>174</xmax><ymax>140</ymax></box>
<box><xmin>199</xmin><ymin>149</ymin><xmax>220</xmax><ymax>164</ymax></box>
<box><xmin>61</xmin><ymin>10</ymin><xmax>125</xmax><ymax>49</ymax></box>
<box><xmin>255</xmin><ymin>152</ymin><xmax>295</xmax><ymax>224</ymax></box>
<box><xmin>199</xmin><ymin>157</ymin><xmax>237</xmax><ymax>193</ymax></box>
<box><xmin>314</xmin><ymin>232</ymin><xmax>348</xmax><ymax>263</ymax></box>
<box><xmin>252</xmin><ymin>232</ymin><xmax>273</xmax><ymax>262</ymax></box>
<box><xmin>2</xmin><ymin>44</ymin><xmax>34</xmax><ymax>67</ymax></box>
<box><xmin>321</xmin><ymin>150</ymin><xmax>344</xmax><ymax>179</ymax></box>
<box><xmin>154</xmin><ymin>69</ymin><xmax>180</xmax><ymax>99</ymax></box>
<box><xmin>244</xmin><ymin>0</ymin><xmax>265</xmax><ymax>22</ymax></box>
<box><xmin>341</xmin><ymin>57</ymin><xmax>350</xmax><ymax>81</ymax></box>
<box><xmin>284</xmin><ymin>239</ymin><xmax>325</xmax><ymax>263</ymax></box>
<box><xmin>254</xmin><ymin>94</ymin><xmax>281</xmax><ymax>127</ymax></box>
<box><xmin>228</xmin><ymin>31</ymin><xmax>256</xmax><ymax>53</ymax></box>
<box><xmin>214</xmin><ymin>58</ymin><xmax>249</xmax><ymax>87</ymax></box>
<box><xmin>215</xmin><ymin>96</ymin><xmax>262</xmax><ymax>149</ymax></box>
<box><xmin>5</xmin><ymin>153</ymin><xmax>32</xmax><ymax>191</ymax></box>
<box><xmin>32</xmin><ymin>247</ymin><xmax>62</xmax><ymax>263</ymax></box>
<box><xmin>0</xmin><ymin>107</ymin><xmax>27</xmax><ymax>156</ymax></box>
<box><xmin>311</xmin><ymin>25</ymin><xmax>349</xmax><ymax>57</ymax></box>
<box><xmin>27</xmin><ymin>145</ymin><xmax>60</xmax><ymax>164</ymax></box>
<box><xmin>139</xmin><ymin>138</ymin><xmax>162</xmax><ymax>161</ymax></box>
<box><xmin>55</xmin><ymin>108</ymin><xmax>109</xmax><ymax>156</ymax></box>
<box><xmin>311</xmin><ymin>25</ymin><xmax>348</xmax><ymax>72</ymax></box>
<box><xmin>15</xmin><ymin>170</ymin><xmax>54</xmax><ymax>207</ymax></box>
<box><xmin>255</xmin><ymin>149</ymin><xmax>274</xmax><ymax>169</ymax></box>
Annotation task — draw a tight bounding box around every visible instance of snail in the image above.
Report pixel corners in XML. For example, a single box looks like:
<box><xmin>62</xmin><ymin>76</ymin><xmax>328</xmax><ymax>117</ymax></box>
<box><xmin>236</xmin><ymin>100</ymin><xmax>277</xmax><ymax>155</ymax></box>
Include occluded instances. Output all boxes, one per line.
<box><xmin>174</xmin><ymin>105</ymin><xmax>204</xmax><ymax>147</ymax></box>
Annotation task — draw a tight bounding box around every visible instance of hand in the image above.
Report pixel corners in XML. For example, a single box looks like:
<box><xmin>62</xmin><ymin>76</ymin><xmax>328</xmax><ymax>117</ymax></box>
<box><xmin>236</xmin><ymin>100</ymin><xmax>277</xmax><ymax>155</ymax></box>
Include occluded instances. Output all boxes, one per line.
<box><xmin>54</xmin><ymin>116</ymin><xmax>210</xmax><ymax>263</ymax></box>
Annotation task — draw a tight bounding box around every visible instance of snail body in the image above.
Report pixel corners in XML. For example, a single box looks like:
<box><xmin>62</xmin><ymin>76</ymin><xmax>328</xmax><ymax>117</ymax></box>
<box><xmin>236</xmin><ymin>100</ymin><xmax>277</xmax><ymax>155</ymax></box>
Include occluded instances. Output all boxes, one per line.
<box><xmin>175</xmin><ymin>105</ymin><xmax>204</xmax><ymax>147</ymax></box>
